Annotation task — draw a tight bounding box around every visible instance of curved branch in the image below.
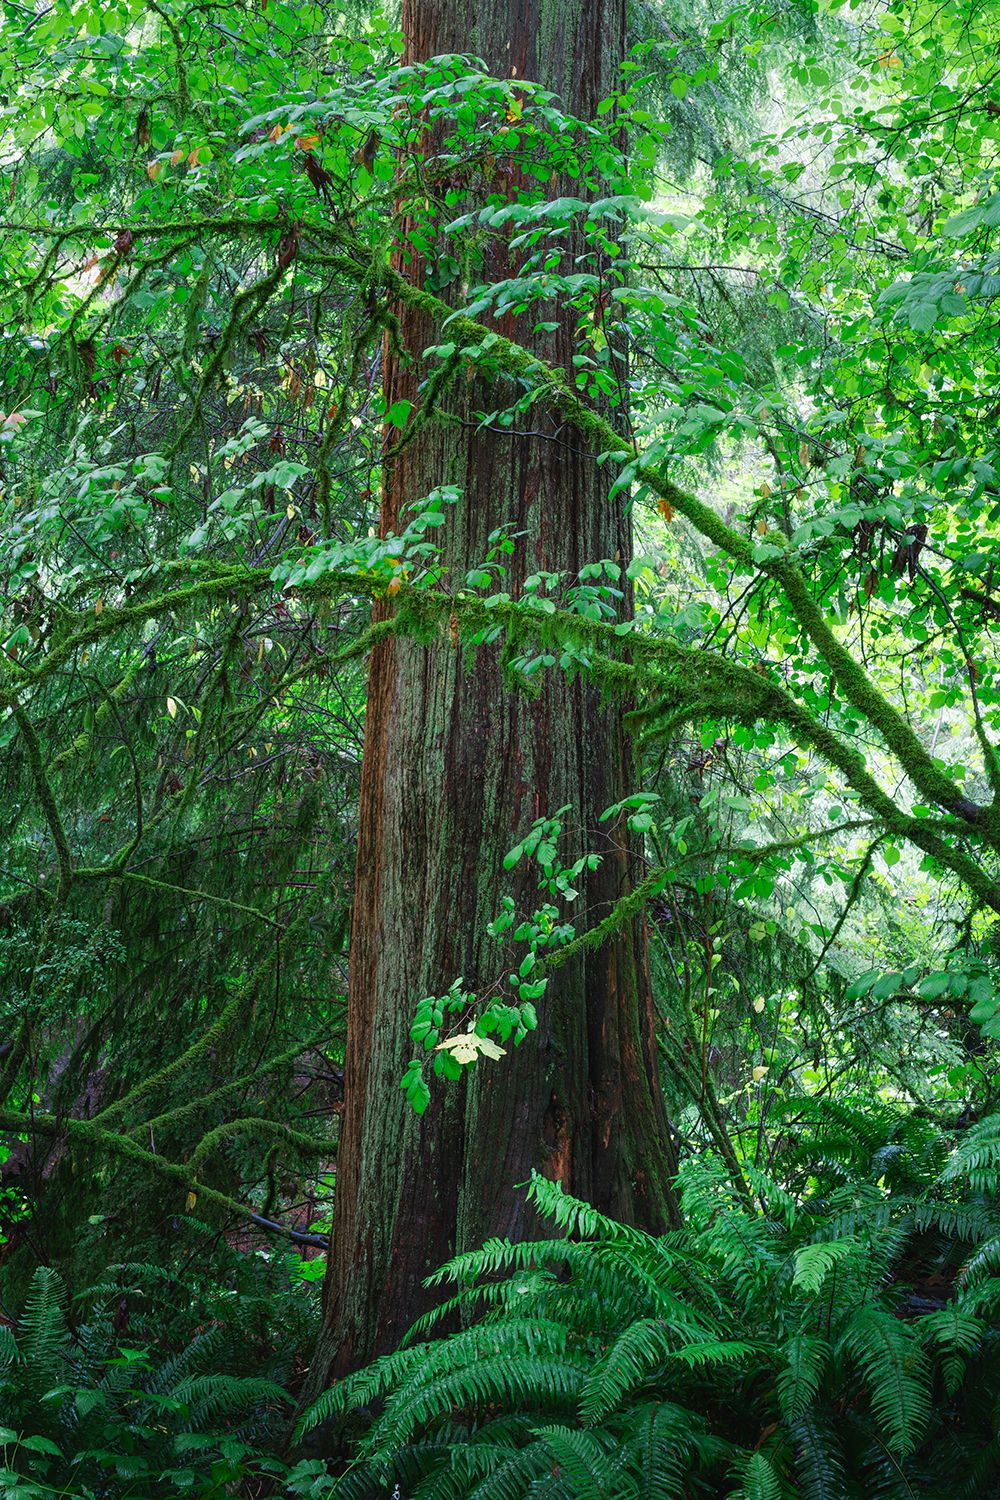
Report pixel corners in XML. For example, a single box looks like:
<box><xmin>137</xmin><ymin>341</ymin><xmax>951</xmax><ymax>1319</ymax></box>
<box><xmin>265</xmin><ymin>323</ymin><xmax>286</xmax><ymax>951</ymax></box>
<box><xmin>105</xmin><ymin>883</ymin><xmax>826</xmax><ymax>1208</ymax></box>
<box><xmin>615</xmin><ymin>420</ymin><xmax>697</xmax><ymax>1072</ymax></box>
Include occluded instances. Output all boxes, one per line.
<box><xmin>0</xmin><ymin>1107</ymin><xmax>325</xmax><ymax>1250</ymax></box>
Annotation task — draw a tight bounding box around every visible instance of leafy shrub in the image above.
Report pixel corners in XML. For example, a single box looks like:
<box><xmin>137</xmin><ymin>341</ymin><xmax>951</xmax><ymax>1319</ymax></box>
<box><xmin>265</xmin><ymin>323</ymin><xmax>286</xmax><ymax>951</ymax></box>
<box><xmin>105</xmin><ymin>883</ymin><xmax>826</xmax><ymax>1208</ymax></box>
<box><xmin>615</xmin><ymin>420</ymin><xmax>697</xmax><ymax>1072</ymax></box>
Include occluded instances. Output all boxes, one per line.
<box><xmin>0</xmin><ymin>1262</ymin><xmax>290</xmax><ymax>1498</ymax></box>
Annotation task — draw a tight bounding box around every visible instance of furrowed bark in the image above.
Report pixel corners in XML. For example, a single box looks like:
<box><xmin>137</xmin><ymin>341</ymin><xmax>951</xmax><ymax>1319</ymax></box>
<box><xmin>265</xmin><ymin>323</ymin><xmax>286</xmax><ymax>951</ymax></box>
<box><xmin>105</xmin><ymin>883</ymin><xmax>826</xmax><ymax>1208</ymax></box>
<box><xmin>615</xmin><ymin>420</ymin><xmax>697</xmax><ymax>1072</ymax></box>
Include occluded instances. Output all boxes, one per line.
<box><xmin>307</xmin><ymin>0</ymin><xmax>679</xmax><ymax>1390</ymax></box>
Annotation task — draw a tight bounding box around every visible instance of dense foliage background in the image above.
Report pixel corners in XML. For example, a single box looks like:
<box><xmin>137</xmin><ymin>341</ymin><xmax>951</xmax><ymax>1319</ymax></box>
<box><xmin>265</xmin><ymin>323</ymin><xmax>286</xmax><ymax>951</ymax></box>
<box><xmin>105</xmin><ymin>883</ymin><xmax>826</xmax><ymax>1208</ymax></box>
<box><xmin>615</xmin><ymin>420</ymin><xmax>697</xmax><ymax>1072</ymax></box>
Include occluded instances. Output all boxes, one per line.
<box><xmin>2</xmin><ymin>0</ymin><xmax>1000</xmax><ymax>1492</ymax></box>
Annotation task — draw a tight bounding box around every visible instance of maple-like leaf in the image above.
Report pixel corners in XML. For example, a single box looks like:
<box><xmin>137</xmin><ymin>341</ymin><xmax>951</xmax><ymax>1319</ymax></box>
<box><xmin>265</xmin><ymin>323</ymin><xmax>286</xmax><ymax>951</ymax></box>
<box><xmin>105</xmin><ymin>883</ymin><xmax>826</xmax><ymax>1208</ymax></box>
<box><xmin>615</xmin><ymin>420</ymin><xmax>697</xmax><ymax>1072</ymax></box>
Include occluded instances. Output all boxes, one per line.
<box><xmin>436</xmin><ymin>1033</ymin><xmax>506</xmax><ymax>1065</ymax></box>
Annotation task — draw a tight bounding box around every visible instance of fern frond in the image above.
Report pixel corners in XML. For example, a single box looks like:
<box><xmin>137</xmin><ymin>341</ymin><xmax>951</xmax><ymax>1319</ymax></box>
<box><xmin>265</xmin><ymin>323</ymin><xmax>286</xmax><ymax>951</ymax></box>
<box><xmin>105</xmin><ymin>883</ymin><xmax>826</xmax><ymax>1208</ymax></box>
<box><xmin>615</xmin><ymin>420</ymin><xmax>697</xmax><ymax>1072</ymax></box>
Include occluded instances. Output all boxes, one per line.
<box><xmin>743</xmin><ymin>1165</ymin><xmax>800</xmax><ymax>1229</ymax></box>
<box><xmin>462</xmin><ymin>1443</ymin><xmax>551</xmax><ymax>1500</ymax></box>
<box><xmin>619</xmin><ymin>1399</ymin><xmax>715</xmax><ymax>1497</ymax></box>
<box><xmin>732</xmin><ymin>1450</ymin><xmax>784</xmax><ymax>1500</ymax></box>
<box><xmin>533</xmin><ymin>1425</ymin><xmax>640</xmax><ymax>1500</ymax></box>
<box><xmin>145</xmin><ymin>1326</ymin><xmax>227</xmax><ymax>1395</ymax></box>
<box><xmin>946</xmin><ymin>1430</ymin><xmax>1000</xmax><ymax>1499</ymax></box>
<box><xmin>669</xmin><ymin>1337</ymin><xmax>755</xmax><ymax>1368</ymax></box>
<box><xmin>841</xmin><ymin>1309</ymin><xmax>930</xmax><ymax>1456</ymax></box>
<box><xmin>0</xmin><ymin>1324</ymin><xmax>20</xmax><ymax>1375</ymax></box>
<box><xmin>297</xmin><ymin>1106</ymin><xmax>1000</xmax><ymax>1500</ymax></box>
<box><xmin>791</xmin><ymin>1239</ymin><xmax>860</xmax><ymax>1294</ymax></box>
<box><xmin>369</xmin><ymin>1352</ymin><xmax>590</xmax><ymax>1451</ymax></box>
<box><xmin>956</xmin><ymin>1233</ymin><xmax>1000</xmax><ymax>1287</ymax></box>
<box><xmin>296</xmin><ymin>1345</ymin><xmax>427</xmax><ymax>1437</ymax></box>
<box><xmin>19</xmin><ymin>1265</ymin><xmax>70</xmax><ymax>1393</ymax></box>
<box><xmin>578</xmin><ymin>1314</ymin><xmax>711</xmax><ymax>1422</ymax></box>
<box><xmin>918</xmin><ymin>1305</ymin><xmax>985</xmax><ymax>1355</ymax></box>
<box><xmin>406</xmin><ymin>1273</ymin><xmax>537</xmax><ymax>1341</ymax></box>
<box><xmin>941</xmin><ymin>1117</ymin><xmax>1000</xmax><ymax>1194</ymax></box>
<box><xmin>789</xmin><ymin>1413</ymin><xmax>849</xmax><ymax>1500</ymax></box>
<box><xmin>906</xmin><ymin>1201</ymin><xmax>1000</xmax><ymax>1242</ymax></box>
<box><xmin>525</xmin><ymin>1172</ymin><xmax>642</xmax><ymax>1243</ymax></box>
<box><xmin>326</xmin><ymin>1458</ymin><xmax>393</xmax><ymax>1500</ymax></box>
<box><xmin>956</xmin><ymin>1274</ymin><xmax>1000</xmax><ymax>1315</ymax></box>
<box><xmin>168</xmin><ymin>1373</ymin><xmax>287</xmax><ymax>1428</ymax></box>
<box><xmin>776</xmin><ymin>1332</ymin><xmax>830</xmax><ymax>1419</ymax></box>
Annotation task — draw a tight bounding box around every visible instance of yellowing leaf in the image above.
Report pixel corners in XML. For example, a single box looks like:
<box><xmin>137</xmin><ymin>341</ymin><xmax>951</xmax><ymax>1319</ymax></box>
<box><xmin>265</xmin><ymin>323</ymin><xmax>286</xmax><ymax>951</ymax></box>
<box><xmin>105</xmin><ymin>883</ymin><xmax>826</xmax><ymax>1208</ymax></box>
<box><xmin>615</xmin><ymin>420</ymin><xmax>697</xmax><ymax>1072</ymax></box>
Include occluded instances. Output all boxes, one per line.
<box><xmin>166</xmin><ymin>696</ymin><xmax>177</xmax><ymax>719</ymax></box>
<box><xmin>436</xmin><ymin>1032</ymin><xmax>506</xmax><ymax>1065</ymax></box>
<box><xmin>185</xmin><ymin>1191</ymin><xmax>198</xmax><ymax>1211</ymax></box>
<box><xmin>170</xmin><ymin>149</ymin><xmax>185</xmax><ymax>166</ymax></box>
<box><xmin>752</xmin><ymin>1065</ymin><xmax>768</xmax><ymax>1082</ymax></box>
<box><xmin>146</xmin><ymin>160</ymin><xmax>162</xmax><ymax>180</ymax></box>
<box><xmin>296</xmin><ymin>134</ymin><xmax>320</xmax><ymax>151</ymax></box>
<box><xmin>94</xmin><ymin>598</ymin><xmax>103</xmax><ymax>616</ymax></box>
<box><xmin>386</xmin><ymin>575</ymin><xmax>402</xmax><ymax>596</ymax></box>
<box><xmin>657</xmin><ymin>497</ymin><xmax>674</xmax><ymax>523</ymax></box>
<box><xmin>476</xmin><ymin>1036</ymin><xmax>506</xmax><ymax>1059</ymax></box>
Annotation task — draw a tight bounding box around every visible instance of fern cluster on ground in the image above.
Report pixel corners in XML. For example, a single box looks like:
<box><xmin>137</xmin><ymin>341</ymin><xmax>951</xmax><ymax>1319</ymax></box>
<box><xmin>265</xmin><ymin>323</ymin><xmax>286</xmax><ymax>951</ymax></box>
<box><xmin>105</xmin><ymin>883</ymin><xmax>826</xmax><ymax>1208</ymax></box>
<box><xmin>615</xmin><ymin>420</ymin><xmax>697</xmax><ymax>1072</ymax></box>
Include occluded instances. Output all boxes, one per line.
<box><xmin>297</xmin><ymin>1102</ymin><xmax>1000</xmax><ymax>1499</ymax></box>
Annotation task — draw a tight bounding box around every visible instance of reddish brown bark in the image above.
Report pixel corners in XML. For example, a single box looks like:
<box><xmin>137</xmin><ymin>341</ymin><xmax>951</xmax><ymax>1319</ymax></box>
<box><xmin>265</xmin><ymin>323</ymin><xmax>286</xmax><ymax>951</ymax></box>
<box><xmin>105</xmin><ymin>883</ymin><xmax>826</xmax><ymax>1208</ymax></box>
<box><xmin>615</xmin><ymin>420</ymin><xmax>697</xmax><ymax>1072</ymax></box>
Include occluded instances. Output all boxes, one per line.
<box><xmin>307</xmin><ymin>0</ymin><xmax>678</xmax><ymax>1392</ymax></box>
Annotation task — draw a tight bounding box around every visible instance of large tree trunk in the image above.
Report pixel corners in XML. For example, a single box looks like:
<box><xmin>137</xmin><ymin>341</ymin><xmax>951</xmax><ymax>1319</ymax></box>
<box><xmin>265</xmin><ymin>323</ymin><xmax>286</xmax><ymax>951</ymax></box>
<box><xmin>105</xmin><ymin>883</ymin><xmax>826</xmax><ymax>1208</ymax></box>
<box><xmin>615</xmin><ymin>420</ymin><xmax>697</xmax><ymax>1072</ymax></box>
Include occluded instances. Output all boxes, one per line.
<box><xmin>308</xmin><ymin>0</ymin><xmax>679</xmax><ymax>1389</ymax></box>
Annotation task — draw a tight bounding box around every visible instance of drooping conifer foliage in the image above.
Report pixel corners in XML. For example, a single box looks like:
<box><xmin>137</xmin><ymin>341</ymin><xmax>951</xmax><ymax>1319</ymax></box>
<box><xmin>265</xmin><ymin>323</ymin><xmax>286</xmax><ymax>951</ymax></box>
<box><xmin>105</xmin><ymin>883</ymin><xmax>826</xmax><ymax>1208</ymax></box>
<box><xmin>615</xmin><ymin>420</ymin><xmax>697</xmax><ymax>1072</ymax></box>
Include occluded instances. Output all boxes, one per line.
<box><xmin>2</xmin><ymin>0</ymin><xmax>1000</xmax><ymax>1492</ymax></box>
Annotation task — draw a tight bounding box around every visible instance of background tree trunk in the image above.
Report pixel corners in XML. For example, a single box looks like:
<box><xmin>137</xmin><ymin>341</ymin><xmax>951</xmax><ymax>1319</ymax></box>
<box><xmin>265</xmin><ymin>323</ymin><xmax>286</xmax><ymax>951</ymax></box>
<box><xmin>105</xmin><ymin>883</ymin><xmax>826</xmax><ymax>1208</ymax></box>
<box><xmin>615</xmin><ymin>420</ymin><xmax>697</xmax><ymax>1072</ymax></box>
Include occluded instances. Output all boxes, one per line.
<box><xmin>308</xmin><ymin>0</ymin><xmax>679</xmax><ymax>1389</ymax></box>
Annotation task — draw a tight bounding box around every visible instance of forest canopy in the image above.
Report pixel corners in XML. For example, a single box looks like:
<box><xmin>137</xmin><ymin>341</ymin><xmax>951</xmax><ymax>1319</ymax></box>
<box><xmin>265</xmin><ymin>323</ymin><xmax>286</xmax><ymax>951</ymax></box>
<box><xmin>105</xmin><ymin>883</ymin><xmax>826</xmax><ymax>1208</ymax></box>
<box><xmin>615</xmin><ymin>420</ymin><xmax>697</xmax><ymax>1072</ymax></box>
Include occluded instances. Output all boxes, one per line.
<box><xmin>3</xmin><ymin>0</ymin><xmax>1000</xmax><ymax>1494</ymax></box>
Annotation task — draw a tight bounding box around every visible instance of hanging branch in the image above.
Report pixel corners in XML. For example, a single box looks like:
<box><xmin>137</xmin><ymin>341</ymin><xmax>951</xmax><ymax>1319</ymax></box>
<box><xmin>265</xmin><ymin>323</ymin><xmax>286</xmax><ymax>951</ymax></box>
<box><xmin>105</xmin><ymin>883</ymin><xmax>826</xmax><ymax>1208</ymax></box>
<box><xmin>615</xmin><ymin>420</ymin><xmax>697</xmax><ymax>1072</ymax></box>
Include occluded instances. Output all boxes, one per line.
<box><xmin>12</xmin><ymin>703</ymin><xmax>73</xmax><ymax>902</ymax></box>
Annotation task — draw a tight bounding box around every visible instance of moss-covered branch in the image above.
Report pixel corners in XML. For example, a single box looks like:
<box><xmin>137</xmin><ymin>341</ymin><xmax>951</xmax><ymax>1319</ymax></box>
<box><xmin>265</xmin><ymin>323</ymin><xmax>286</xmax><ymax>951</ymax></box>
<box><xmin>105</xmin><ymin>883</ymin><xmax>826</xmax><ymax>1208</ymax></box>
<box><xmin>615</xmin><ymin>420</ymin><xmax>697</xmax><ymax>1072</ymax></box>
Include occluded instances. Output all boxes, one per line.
<box><xmin>188</xmin><ymin>1116</ymin><xmax>330</xmax><ymax>1178</ymax></box>
<box><xmin>0</xmin><ymin>1107</ymin><xmax>325</xmax><ymax>1248</ymax></box>
<box><xmin>7</xmin><ymin>552</ymin><xmax>999</xmax><ymax>908</ymax></box>
<box><xmin>131</xmin><ymin>1030</ymin><xmax>338</xmax><ymax>1141</ymax></box>
<box><xmin>72</xmin><ymin>867</ymin><xmax>281</xmax><ymax>928</ymax></box>
<box><xmin>12</xmin><ymin>704</ymin><xmax>72</xmax><ymax>900</ymax></box>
